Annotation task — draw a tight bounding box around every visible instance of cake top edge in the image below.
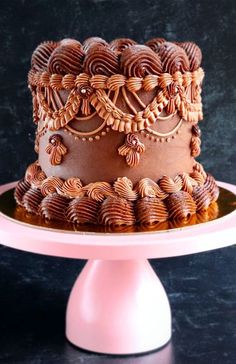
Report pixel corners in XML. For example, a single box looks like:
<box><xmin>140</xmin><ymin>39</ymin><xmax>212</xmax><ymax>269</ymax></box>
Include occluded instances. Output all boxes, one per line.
<box><xmin>30</xmin><ymin>37</ymin><xmax>202</xmax><ymax>78</ymax></box>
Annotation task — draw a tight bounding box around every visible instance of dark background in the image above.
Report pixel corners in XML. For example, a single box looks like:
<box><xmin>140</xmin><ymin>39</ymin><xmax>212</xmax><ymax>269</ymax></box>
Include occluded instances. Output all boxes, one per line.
<box><xmin>0</xmin><ymin>1</ymin><xmax>235</xmax><ymax>363</ymax></box>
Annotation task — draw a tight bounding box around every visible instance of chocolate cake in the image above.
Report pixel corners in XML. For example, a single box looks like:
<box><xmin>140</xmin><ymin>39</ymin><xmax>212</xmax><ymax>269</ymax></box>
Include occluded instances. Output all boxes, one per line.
<box><xmin>14</xmin><ymin>37</ymin><xmax>219</xmax><ymax>226</ymax></box>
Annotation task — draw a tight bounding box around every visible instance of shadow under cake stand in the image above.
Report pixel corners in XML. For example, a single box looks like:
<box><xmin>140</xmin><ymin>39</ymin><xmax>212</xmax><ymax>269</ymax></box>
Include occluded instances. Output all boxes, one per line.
<box><xmin>0</xmin><ymin>181</ymin><xmax>236</xmax><ymax>355</ymax></box>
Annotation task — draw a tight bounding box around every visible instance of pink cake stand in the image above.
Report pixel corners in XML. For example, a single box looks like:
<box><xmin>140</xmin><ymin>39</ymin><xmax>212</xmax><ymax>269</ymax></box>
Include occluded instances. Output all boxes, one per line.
<box><xmin>0</xmin><ymin>181</ymin><xmax>236</xmax><ymax>355</ymax></box>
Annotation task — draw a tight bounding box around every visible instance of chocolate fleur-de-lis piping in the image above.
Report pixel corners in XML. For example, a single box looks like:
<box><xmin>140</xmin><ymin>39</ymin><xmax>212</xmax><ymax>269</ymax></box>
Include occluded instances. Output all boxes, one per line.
<box><xmin>45</xmin><ymin>134</ymin><xmax>68</xmax><ymax>165</ymax></box>
<box><xmin>118</xmin><ymin>133</ymin><xmax>145</xmax><ymax>167</ymax></box>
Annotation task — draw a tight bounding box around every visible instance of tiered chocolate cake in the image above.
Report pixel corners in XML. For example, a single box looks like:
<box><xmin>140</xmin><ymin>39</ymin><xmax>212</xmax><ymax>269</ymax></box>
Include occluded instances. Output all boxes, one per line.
<box><xmin>14</xmin><ymin>37</ymin><xmax>219</xmax><ymax>226</ymax></box>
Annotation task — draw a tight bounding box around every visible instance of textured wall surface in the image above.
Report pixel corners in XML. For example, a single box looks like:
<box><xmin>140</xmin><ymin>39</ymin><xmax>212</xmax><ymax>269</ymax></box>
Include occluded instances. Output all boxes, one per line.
<box><xmin>0</xmin><ymin>1</ymin><xmax>235</xmax><ymax>364</ymax></box>
<box><xmin>0</xmin><ymin>0</ymin><xmax>235</xmax><ymax>184</ymax></box>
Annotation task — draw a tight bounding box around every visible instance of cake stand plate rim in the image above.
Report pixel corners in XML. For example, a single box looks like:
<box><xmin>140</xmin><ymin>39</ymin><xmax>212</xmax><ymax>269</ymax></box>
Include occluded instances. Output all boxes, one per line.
<box><xmin>0</xmin><ymin>180</ymin><xmax>235</xmax><ymax>259</ymax></box>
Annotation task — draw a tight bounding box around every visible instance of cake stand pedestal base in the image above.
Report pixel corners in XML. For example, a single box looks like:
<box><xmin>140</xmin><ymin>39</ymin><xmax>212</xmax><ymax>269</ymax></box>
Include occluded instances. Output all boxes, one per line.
<box><xmin>1</xmin><ymin>182</ymin><xmax>236</xmax><ymax>356</ymax></box>
<box><xmin>66</xmin><ymin>259</ymin><xmax>171</xmax><ymax>355</ymax></box>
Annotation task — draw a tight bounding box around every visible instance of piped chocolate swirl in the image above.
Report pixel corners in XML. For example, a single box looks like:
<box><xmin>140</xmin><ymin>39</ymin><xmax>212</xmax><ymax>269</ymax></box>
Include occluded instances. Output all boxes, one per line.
<box><xmin>48</xmin><ymin>43</ymin><xmax>85</xmax><ymax>75</ymax></box>
<box><xmin>99</xmin><ymin>197</ymin><xmax>135</xmax><ymax>226</ymax></box>
<box><xmin>136</xmin><ymin>197</ymin><xmax>168</xmax><ymax>225</ymax></box>
<box><xmin>165</xmin><ymin>191</ymin><xmax>196</xmax><ymax>220</ymax></box>
<box><xmin>23</xmin><ymin>188</ymin><xmax>44</xmax><ymax>214</ymax></box>
<box><xmin>192</xmin><ymin>185</ymin><xmax>211</xmax><ymax>211</ymax></box>
<box><xmin>204</xmin><ymin>174</ymin><xmax>220</xmax><ymax>202</ymax></box>
<box><xmin>120</xmin><ymin>45</ymin><xmax>162</xmax><ymax>77</ymax></box>
<box><xmin>110</xmin><ymin>38</ymin><xmax>137</xmax><ymax>54</ymax></box>
<box><xmin>145</xmin><ymin>38</ymin><xmax>166</xmax><ymax>52</ymax></box>
<box><xmin>82</xmin><ymin>37</ymin><xmax>108</xmax><ymax>52</ymax></box>
<box><xmin>31</xmin><ymin>41</ymin><xmax>58</xmax><ymax>71</ymax></box>
<box><xmin>178</xmin><ymin>42</ymin><xmax>202</xmax><ymax>71</ymax></box>
<box><xmin>66</xmin><ymin>197</ymin><xmax>100</xmax><ymax>225</ymax></box>
<box><xmin>83</xmin><ymin>45</ymin><xmax>120</xmax><ymax>76</ymax></box>
<box><xmin>39</xmin><ymin>194</ymin><xmax>69</xmax><ymax>221</ymax></box>
<box><xmin>29</xmin><ymin>37</ymin><xmax>203</xmax><ymax>79</ymax></box>
<box><xmin>14</xmin><ymin>179</ymin><xmax>31</xmax><ymax>206</ymax></box>
<box><xmin>157</xmin><ymin>42</ymin><xmax>190</xmax><ymax>74</ymax></box>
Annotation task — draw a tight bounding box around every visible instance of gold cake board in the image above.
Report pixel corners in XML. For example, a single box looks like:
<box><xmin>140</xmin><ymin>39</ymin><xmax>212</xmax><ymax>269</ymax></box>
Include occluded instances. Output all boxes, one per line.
<box><xmin>0</xmin><ymin>186</ymin><xmax>235</xmax><ymax>234</ymax></box>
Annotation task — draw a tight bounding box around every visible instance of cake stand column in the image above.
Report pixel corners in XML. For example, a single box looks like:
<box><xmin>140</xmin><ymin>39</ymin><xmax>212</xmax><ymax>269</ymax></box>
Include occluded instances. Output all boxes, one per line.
<box><xmin>66</xmin><ymin>259</ymin><xmax>171</xmax><ymax>355</ymax></box>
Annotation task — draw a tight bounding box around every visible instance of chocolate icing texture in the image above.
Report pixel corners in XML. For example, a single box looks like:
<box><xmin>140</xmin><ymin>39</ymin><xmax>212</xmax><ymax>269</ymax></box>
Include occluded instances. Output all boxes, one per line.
<box><xmin>28</xmin><ymin>37</ymin><xmax>205</xmax><ymax>130</ymax></box>
<box><xmin>60</xmin><ymin>178</ymin><xmax>83</xmax><ymax>198</ymax></box>
<box><xmin>14</xmin><ymin>36</ymin><xmax>221</xmax><ymax>227</ymax></box>
<box><xmin>82</xmin><ymin>37</ymin><xmax>108</xmax><ymax>52</ymax></box>
<box><xmin>15</xmin><ymin>160</ymin><xmax>220</xmax><ymax>226</ymax></box>
<box><xmin>45</xmin><ymin>134</ymin><xmax>67</xmax><ymax>165</ymax></box>
<box><xmin>178</xmin><ymin>42</ymin><xmax>202</xmax><ymax>71</ymax></box>
<box><xmin>86</xmin><ymin>182</ymin><xmax>115</xmax><ymax>202</ymax></box>
<box><xmin>14</xmin><ymin>179</ymin><xmax>31</xmax><ymax>206</ymax></box>
<box><xmin>110</xmin><ymin>38</ymin><xmax>137</xmax><ymax>54</ymax></box>
<box><xmin>23</xmin><ymin>188</ymin><xmax>44</xmax><ymax>214</ymax></box>
<box><xmin>25</xmin><ymin>162</ymin><xmax>46</xmax><ymax>188</ymax></box>
<box><xmin>67</xmin><ymin>197</ymin><xmax>99</xmax><ymax>225</ymax></box>
<box><xmin>145</xmin><ymin>38</ymin><xmax>166</xmax><ymax>52</ymax></box>
<box><xmin>190</xmin><ymin>124</ymin><xmax>201</xmax><ymax>158</ymax></box>
<box><xmin>29</xmin><ymin>37</ymin><xmax>202</xmax><ymax>79</ymax></box>
<box><xmin>136</xmin><ymin>178</ymin><xmax>168</xmax><ymax>199</ymax></box>
<box><xmin>41</xmin><ymin>176</ymin><xmax>64</xmax><ymax>196</ymax></box>
<box><xmin>99</xmin><ymin>197</ymin><xmax>135</xmax><ymax>226</ymax></box>
<box><xmin>83</xmin><ymin>45</ymin><xmax>119</xmax><ymax>76</ymax></box>
<box><xmin>118</xmin><ymin>133</ymin><xmax>145</xmax><ymax>167</ymax></box>
<box><xmin>48</xmin><ymin>43</ymin><xmax>85</xmax><ymax>75</ymax></box>
<box><xmin>136</xmin><ymin>197</ymin><xmax>168</xmax><ymax>225</ymax></box>
<box><xmin>192</xmin><ymin>185</ymin><xmax>211</xmax><ymax>210</ymax></box>
<box><xmin>120</xmin><ymin>45</ymin><xmax>162</xmax><ymax>77</ymax></box>
<box><xmin>39</xmin><ymin>194</ymin><xmax>69</xmax><ymax>221</ymax></box>
<box><xmin>31</xmin><ymin>41</ymin><xmax>58</xmax><ymax>71</ymax></box>
<box><xmin>204</xmin><ymin>174</ymin><xmax>220</xmax><ymax>202</ymax></box>
<box><xmin>113</xmin><ymin>177</ymin><xmax>138</xmax><ymax>201</ymax></box>
<box><xmin>157</xmin><ymin>42</ymin><xmax>190</xmax><ymax>74</ymax></box>
<box><xmin>165</xmin><ymin>191</ymin><xmax>196</xmax><ymax>220</ymax></box>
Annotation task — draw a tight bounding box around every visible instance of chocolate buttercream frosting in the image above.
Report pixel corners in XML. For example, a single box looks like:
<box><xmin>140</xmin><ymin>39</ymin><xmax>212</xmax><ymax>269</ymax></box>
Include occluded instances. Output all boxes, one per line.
<box><xmin>29</xmin><ymin>36</ymin><xmax>203</xmax><ymax>78</ymax></box>
<box><xmin>14</xmin><ymin>179</ymin><xmax>31</xmax><ymax>206</ymax></box>
<box><xmin>165</xmin><ymin>191</ymin><xmax>196</xmax><ymax>220</ymax></box>
<box><xmin>113</xmin><ymin>177</ymin><xmax>138</xmax><ymax>201</ymax></box>
<box><xmin>136</xmin><ymin>197</ymin><xmax>168</xmax><ymax>225</ymax></box>
<box><xmin>82</xmin><ymin>37</ymin><xmax>108</xmax><ymax>52</ymax></box>
<box><xmin>14</xmin><ymin>36</ymin><xmax>221</xmax><ymax>227</ymax></box>
<box><xmin>41</xmin><ymin>176</ymin><xmax>64</xmax><ymax>196</ymax></box>
<box><xmin>48</xmin><ymin>43</ymin><xmax>85</xmax><ymax>75</ymax></box>
<box><xmin>99</xmin><ymin>197</ymin><xmax>135</xmax><ymax>226</ymax></box>
<box><xmin>157</xmin><ymin>42</ymin><xmax>190</xmax><ymax>74</ymax></box>
<box><xmin>60</xmin><ymin>177</ymin><xmax>83</xmax><ymax>198</ymax></box>
<box><xmin>204</xmin><ymin>174</ymin><xmax>220</xmax><ymax>202</ymax></box>
<box><xmin>120</xmin><ymin>45</ymin><xmax>162</xmax><ymax>77</ymax></box>
<box><xmin>83</xmin><ymin>44</ymin><xmax>119</xmax><ymax>76</ymax></box>
<box><xmin>60</xmin><ymin>38</ymin><xmax>82</xmax><ymax>47</ymax></box>
<box><xmin>192</xmin><ymin>185</ymin><xmax>211</xmax><ymax>211</ymax></box>
<box><xmin>135</xmin><ymin>178</ymin><xmax>168</xmax><ymax>199</ymax></box>
<box><xmin>178</xmin><ymin>42</ymin><xmax>202</xmax><ymax>71</ymax></box>
<box><xmin>39</xmin><ymin>194</ymin><xmax>69</xmax><ymax>221</ymax></box>
<box><xmin>66</xmin><ymin>197</ymin><xmax>100</xmax><ymax>225</ymax></box>
<box><xmin>145</xmin><ymin>38</ymin><xmax>166</xmax><ymax>52</ymax></box>
<box><xmin>23</xmin><ymin>188</ymin><xmax>44</xmax><ymax>214</ymax></box>
<box><xmin>31</xmin><ymin>41</ymin><xmax>58</xmax><ymax>71</ymax></box>
<box><xmin>109</xmin><ymin>38</ymin><xmax>137</xmax><ymax>54</ymax></box>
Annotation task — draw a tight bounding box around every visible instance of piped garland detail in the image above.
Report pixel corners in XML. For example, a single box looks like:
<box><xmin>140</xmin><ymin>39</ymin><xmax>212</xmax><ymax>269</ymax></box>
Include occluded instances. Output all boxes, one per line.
<box><xmin>29</xmin><ymin>67</ymin><xmax>204</xmax><ymax>135</ymax></box>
